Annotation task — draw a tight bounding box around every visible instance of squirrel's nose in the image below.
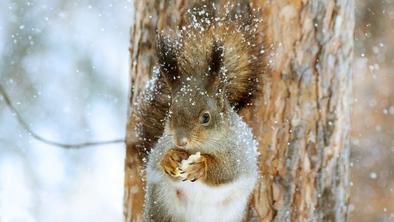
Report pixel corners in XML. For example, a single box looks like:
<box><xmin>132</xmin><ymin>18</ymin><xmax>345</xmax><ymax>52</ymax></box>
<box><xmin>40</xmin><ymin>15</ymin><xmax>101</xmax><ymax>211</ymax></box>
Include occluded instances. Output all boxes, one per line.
<box><xmin>174</xmin><ymin>136</ymin><xmax>188</xmax><ymax>148</ymax></box>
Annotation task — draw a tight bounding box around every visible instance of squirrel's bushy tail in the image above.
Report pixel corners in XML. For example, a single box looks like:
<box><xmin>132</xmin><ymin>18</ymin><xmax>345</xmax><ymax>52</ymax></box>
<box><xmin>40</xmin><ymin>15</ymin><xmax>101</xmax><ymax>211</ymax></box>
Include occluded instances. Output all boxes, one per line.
<box><xmin>171</xmin><ymin>0</ymin><xmax>266</xmax><ymax>109</ymax></box>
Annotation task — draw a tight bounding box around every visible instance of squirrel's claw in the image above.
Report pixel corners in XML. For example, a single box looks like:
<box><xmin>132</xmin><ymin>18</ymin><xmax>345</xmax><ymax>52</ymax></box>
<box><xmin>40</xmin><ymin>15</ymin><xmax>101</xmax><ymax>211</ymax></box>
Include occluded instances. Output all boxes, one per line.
<box><xmin>180</xmin><ymin>155</ymin><xmax>207</xmax><ymax>182</ymax></box>
<box><xmin>161</xmin><ymin>149</ymin><xmax>208</xmax><ymax>182</ymax></box>
<box><xmin>160</xmin><ymin>149</ymin><xmax>190</xmax><ymax>179</ymax></box>
<box><xmin>162</xmin><ymin>165</ymin><xmax>176</xmax><ymax>177</ymax></box>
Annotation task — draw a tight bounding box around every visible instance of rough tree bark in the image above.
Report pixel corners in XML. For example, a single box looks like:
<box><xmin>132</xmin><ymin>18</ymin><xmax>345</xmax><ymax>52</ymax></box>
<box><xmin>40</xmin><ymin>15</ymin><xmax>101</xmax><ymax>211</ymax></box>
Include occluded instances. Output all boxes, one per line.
<box><xmin>123</xmin><ymin>0</ymin><xmax>354</xmax><ymax>221</ymax></box>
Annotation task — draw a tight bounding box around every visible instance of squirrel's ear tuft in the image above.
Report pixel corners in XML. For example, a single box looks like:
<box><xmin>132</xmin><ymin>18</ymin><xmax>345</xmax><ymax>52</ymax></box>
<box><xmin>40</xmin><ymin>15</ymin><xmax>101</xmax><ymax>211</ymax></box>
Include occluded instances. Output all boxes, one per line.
<box><xmin>157</xmin><ymin>34</ymin><xmax>180</xmax><ymax>91</ymax></box>
<box><xmin>209</xmin><ymin>43</ymin><xmax>223</xmax><ymax>76</ymax></box>
<box><xmin>207</xmin><ymin>42</ymin><xmax>224</xmax><ymax>94</ymax></box>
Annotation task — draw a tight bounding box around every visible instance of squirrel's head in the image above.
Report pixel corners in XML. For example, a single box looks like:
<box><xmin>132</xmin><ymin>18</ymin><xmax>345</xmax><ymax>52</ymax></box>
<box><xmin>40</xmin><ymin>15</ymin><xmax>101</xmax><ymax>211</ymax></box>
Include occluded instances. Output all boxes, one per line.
<box><xmin>167</xmin><ymin>84</ymin><xmax>228</xmax><ymax>148</ymax></box>
<box><xmin>157</xmin><ymin>33</ymin><xmax>228</xmax><ymax>149</ymax></box>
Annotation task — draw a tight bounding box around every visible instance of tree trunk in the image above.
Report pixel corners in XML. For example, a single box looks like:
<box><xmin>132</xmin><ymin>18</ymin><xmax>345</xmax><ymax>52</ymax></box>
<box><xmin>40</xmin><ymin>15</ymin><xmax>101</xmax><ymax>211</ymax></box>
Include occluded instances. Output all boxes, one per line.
<box><xmin>123</xmin><ymin>0</ymin><xmax>354</xmax><ymax>221</ymax></box>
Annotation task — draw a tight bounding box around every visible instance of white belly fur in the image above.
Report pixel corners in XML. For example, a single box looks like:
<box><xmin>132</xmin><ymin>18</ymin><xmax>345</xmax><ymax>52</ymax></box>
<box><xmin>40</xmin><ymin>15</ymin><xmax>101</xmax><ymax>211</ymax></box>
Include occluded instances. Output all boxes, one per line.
<box><xmin>152</xmin><ymin>169</ymin><xmax>256</xmax><ymax>222</ymax></box>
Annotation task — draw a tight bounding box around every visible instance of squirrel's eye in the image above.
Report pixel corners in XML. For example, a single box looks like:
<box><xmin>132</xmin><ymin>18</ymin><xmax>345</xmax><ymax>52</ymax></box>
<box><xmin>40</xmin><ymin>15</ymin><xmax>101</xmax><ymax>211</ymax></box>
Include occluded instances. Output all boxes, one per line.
<box><xmin>200</xmin><ymin>111</ymin><xmax>211</xmax><ymax>125</ymax></box>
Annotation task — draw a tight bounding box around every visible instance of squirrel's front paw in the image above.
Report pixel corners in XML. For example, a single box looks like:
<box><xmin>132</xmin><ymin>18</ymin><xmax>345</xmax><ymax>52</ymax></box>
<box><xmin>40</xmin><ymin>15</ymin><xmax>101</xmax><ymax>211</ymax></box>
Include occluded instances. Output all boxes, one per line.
<box><xmin>179</xmin><ymin>153</ymin><xmax>207</xmax><ymax>182</ymax></box>
<box><xmin>160</xmin><ymin>149</ymin><xmax>189</xmax><ymax>178</ymax></box>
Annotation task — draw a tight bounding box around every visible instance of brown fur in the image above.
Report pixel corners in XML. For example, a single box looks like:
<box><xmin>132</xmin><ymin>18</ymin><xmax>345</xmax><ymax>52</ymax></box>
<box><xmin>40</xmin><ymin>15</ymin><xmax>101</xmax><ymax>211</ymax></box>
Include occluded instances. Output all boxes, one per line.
<box><xmin>144</xmin><ymin>3</ymin><xmax>262</xmax><ymax>221</ymax></box>
<box><xmin>161</xmin><ymin>13</ymin><xmax>265</xmax><ymax>110</ymax></box>
<box><xmin>133</xmin><ymin>77</ymin><xmax>171</xmax><ymax>156</ymax></box>
<box><xmin>134</xmin><ymin>1</ymin><xmax>266</xmax><ymax>156</ymax></box>
<box><xmin>158</xmin><ymin>75</ymin><xmax>247</xmax><ymax>186</ymax></box>
<box><xmin>161</xmin><ymin>148</ymin><xmax>235</xmax><ymax>186</ymax></box>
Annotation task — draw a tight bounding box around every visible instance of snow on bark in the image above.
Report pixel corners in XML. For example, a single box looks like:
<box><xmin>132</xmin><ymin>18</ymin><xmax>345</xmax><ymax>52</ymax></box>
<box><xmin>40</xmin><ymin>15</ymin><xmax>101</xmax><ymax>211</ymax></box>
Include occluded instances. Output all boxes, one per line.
<box><xmin>124</xmin><ymin>0</ymin><xmax>354</xmax><ymax>221</ymax></box>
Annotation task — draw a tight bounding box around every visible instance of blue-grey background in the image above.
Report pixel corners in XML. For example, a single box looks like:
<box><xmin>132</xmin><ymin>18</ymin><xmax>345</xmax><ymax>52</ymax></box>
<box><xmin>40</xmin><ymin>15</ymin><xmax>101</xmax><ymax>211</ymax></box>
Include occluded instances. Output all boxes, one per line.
<box><xmin>0</xmin><ymin>1</ymin><xmax>132</xmax><ymax>221</ymax></box>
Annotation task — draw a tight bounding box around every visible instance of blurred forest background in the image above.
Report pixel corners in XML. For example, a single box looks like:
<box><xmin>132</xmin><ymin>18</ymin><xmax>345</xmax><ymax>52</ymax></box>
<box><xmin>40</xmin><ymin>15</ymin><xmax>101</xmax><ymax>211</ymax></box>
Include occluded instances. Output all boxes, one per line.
<box><xmin>351</xmin><ymin>0</ymin><xmax>394</xmax><ymax>221</ymax></box>
<box><xmin>0</xmin><ymin>1</ymin><xmax>392</xmax><ymax>222</ymax></box>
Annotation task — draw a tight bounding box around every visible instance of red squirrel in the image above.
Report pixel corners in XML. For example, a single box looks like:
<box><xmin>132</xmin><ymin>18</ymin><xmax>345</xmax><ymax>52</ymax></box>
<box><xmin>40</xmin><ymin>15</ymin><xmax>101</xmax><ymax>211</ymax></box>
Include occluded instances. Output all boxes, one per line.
<box><xmin>142</xmin><ymin>2</ymin><xmax>266</xmax><ymax>221</ymax></box>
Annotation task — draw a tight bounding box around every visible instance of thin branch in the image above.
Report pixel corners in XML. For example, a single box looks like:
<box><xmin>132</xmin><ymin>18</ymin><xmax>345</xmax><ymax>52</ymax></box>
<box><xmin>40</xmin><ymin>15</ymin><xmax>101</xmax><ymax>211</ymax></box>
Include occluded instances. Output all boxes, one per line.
<box><xmin>0</xmin><ymin>83</ymin><xmax>125</xmax><ymax>149</ymax></box>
